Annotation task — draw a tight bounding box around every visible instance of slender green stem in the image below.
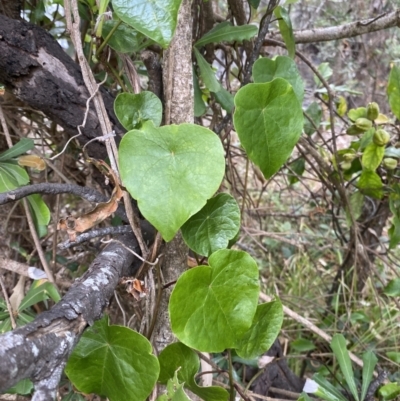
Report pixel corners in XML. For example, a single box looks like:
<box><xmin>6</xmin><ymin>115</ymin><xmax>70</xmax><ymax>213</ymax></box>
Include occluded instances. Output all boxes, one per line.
<box><xmin>96</xmin><ymin>19</ymin><xmax>122</xmax><ymax>59</ymax></box>
<box><xmin>227</xmin><ymin>350</ymin><xmax>235</xmax><ymax>401</ymax></box>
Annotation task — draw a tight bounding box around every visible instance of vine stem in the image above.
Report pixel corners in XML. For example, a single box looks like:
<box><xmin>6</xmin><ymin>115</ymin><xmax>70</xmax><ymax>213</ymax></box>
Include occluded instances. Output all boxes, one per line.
<box><xmin>227</xmin><ymin>349</ymin><xmax>235</xmax><ymax>401</ymax></box>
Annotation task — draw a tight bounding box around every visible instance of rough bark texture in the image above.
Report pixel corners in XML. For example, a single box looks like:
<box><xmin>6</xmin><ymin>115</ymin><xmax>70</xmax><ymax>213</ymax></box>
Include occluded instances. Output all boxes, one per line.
<box><xmin>0</xmin><ymin>14</ymin><xmax>123</xmax><ymax>159</ymax></box>
<box><xmin>152</xmin><ymin>0</ymin><xmax>193</xmax><ymax>353</ymax></box>
<box><xmin>0</xmin><ymin>232</ymin><xmax>154</xmax><ymax>400</ymax></box>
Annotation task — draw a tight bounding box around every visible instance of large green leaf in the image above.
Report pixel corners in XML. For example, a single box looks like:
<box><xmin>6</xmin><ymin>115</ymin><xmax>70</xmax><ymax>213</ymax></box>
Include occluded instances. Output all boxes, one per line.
<box><xmin>273</xmin><ymin>6</ymin><xmax>295</xmax><ymax>58</ymax></box>
<box><xmin>0</xmin><ymin>138</ymin><xmax>34</xmax><ymax>162</ymax></box>
<box><xmin>181</xmin><ymin>193</ymin><xmax>240</xmax><ymax>257</ymax></box>
<box><xmin>112</xmin><ymin>0</ymin><xmax>182</xmax><ymax>48</ymax></box>
<box><xmin>65</xmin><ymin>316</ymin><xmax>159</xmax><ymax>401</ymax></box>
<box><xmin>114</xmin><ymin>92</ymin><xmax>162</xmax><ymax>131</ymax></box>
<box><xmin>252</xmin><ymin>56</ymin><xmax>304</xmax><ymax>103</ymax></box>
<box><xmin>195</xmin><ymin>21</ymin><xmax>257</xmax><ymax>47</ymax></box>
<box><xmin>119</xmin><ymin>122</ymin><xmax>225</xmax><ymax>241</ymax></box>
<box><xmin>194</xmin><ymin>47</ymin><xmax>221</xmax><ymax>93</ymax></box>
<box><xmin>330</xmin><ymin>334</ymin><xmax>359</xmax><ymax>401</ymax></box>
<box><xmin>357</xmin><ymin>170</ymin><xmax>383</xmax><ymax>199</ymax></box>
<box><xmin>158</xmin><ymin>342</ymin><xmax>228</xmax><ymax>401</ymax></box>
<box><xmin>361</xmin><ymin>143</ymin><xmax>384</xmax><ymax>171</ymax></box>
<box><xmin>102</xmin><ymin>20</ymin><xmax>145</xmax><ymax>53</ymax></box>
<box><xmin>235</xmin><ymin>300</ymin><xmax>283</xmax><ymax>359</ymax></box>
<box><xmin>169</xmin><ymin>249</ymin><xmax>260</xmax><ymax>352</ymax></box>
<box><xmin>387</xmin><ymin>65</ymin><xmax>400</xmax><ymax>120</ymax></box>
<box><xmin>233</xmin><ymin>78</ymin><xmax>303</xmax><ymax>179</ymax></box>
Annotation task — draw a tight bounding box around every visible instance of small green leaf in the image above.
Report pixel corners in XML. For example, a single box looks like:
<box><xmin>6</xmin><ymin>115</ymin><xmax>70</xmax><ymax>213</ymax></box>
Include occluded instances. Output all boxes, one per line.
<box><xmin>247</xmin><ymin>0</ymin><xmax>261</xmax><ymax>9</ymax></box>
<box><xmin>383</xmin><ymin>278</ymin><xmax>400</xmax><ymax>296</ymax></box>
<box><xmin>0</xmin><ymin>164</ymin><xmax>19</xmax><ymax>192</ymax></box>
<box><xmin>112</xmin><ymin>0</ymin><xmax>183</xmax><ymax>48</ymax></box>
<box><xmin>291</xmin><ymin>338</ymin><xmax>316</xmax><ymax>352</ymax></box>
<box><xmin>170</xmin><ymin>249</ymin><xmax>260</xmax><ymax>352</ymax></box>
<box><xmin>158</xmin><ymin>370</ymin><xmax>191</xmax><ymax>401</ymax></box>
<box><xmin>385</xmin><ymin>147</ymin><xmax>400</xmax><ymax>159</ymax></box>
<box><xmin>386</xmin><ymin>351</ymin><xmax>400</xmax><ymax>363</ymax></box>
<box><xmin>0</xmin><ymin>138</ymin><xmax>34</xmax><ymax>162</ymax></box>
<box><xmin>114</xmin><ymin>92</ymin><xmax>162</xmax><ymax>131</ymax></box>
<box><xmin>304</xmin><ymin>102</ymin><xmax>322</xmax><ymax>136</ymax></box>
<box><xmin>195</xmin><ymin>21</ymin><xmax>257</xmax><ymax>47</ymax></box>
<box><xmin>233</xmin><ymin>78</ymin><xmax>303</xmax><ymax>179</ymax></box>
<box><xmin>27</xmin><ymin>194</ymin><xmax>51</xmax><ymax>237</ymax></box>
<box><xmin>235</xmin><ymin>300</ymin><xmax>283</xmax><ymax>359</ymax></box>
<box><xmin>378</xmin><ymin>383</ymin><xmax>400</xmax><ymax>400</ymax></box>
<box><xmin>348</xmin><ymin>107</ymin><xmax>367</xmax><ymax>122</ymax></box>
<box><xmin>288</xmin><ymin>158</ymin><xmax>305</xmax><ymax>185</ymax></box>
<box><xmin>102</xmin><ymin>20</ymin><xmax>145</xmax><ymax>53</ymax></box>
<box><xmin>273</xmin><ymin>6</ymin><xmax>295</xmax><ymax>58</ymax></box>
<box><xmin>361</xmin><ymin>143</ymin><xmax>385</xmax><ymax>171</ymax></box>
<box><xmin>388</xmin><ymin>217</ymin><xmax>400</xmax><ymax>249</ymax></box>
<box><xmin>253</xmin><ymin>56</ymin><xmax>304</xmax><ymax>103</ymax></box>
<box><xmin>119</xmin><ymin>122</ymin><xmax>225</xmax><ymax>241</ymax></box>
<box><xmin>361</xmin><ymin>351</ymin><xmax>377</xmax><ymax>401</ymax></box>
<box><xmin>314</xmin><ymin>62</ymin><xmax>333</xmax><ymax>86</ymax></box>
<box><xmin>330</xmin><ymin>334</ymin><xmax>359</xmax><ymax>401</ymax></box>
<box><xmin>312</xmin><ymin>373</ymin><xmax>349</xmax><ymax>401</ymax></box>
<box><xmin>18</xmin><ymin>281</ymin><xmax>60</xmax><ymax>311</ymax></box>
<box><xmin>194</xmin><ymin>47</ymin><xmax>222</xmax><ymax>93</ymax></box>
<box><xmin>158</xmin><ymin>342</ymin><xmax>229</xmax><ymax>401</ymax></box>
<box><xmin>348</xmin><ymin>190</ymin><xmax>364</xmax><ymax>223</ymax></box>
<box><xmin>4</xmin><ymin>379</ymin><xmax>33</xmax><ymax>395</ymax></box>
<box><xmin>387</xmin><ymin>65</ymin><xmax>400</xmax><ymax>121</ymax></box>
<box><xmin>297</xmin><ymin>393</ymin><xmax>313</xmax><ymax>401</ymax></box>
<box><xmin>357</xmin><ymin>170</ymin><xmax>383</xmax><ymax>199</ymax></box>
<box><xmin>181</xmin><ymin>193</ymin><xmax>240</xmax><ymax>257</ymax></box>
<box><xmin>214</xmin><ymin>88</ymin><xmax>234</xmax><ymax>113</ymax></box>
<box><xmin>193</xmin><ymin>69</ymin><xmax>207</xmax><ymax>117</ymax></box>
<box><xmin>65</xmin><ymin>316</ymin><xmax>159</xmax><ymax>401</ymax></box>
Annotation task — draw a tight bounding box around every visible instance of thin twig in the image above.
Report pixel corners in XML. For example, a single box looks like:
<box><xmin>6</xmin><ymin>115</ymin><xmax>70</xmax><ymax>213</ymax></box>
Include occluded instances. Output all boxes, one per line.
<box><xmin>0</xmin><ymin>274</ymin><xmax>17</xmax><ymax>329</ymax></box>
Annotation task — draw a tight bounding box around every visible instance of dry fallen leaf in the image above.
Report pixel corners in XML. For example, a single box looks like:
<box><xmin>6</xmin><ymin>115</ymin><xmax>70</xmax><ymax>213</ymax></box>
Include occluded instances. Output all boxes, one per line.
<box><xmin>120</xmin><ymin>277</ymin><xmax>148</xmax><ymax>301</ymax></box>
<box><xmin>18</xmin><ymin>155</ymin><xmax>46</xmax><ymax>171</ymax></box>
<box><xmin>58</xmin><ymin>158</ymin><xmax>123</xmax><ymax>241</ymax></box>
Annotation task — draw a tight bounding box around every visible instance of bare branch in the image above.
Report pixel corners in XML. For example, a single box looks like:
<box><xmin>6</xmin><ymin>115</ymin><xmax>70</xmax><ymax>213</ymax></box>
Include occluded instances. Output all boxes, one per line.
<box><xmin>270</xmin><ymin>9</ymin><xmax>400</xmax><ymax>44</ymax></box>
<box><xmin>0</xmin><ymin>234</ymin><xmax>141</xmax><ymax>400</ymax></box>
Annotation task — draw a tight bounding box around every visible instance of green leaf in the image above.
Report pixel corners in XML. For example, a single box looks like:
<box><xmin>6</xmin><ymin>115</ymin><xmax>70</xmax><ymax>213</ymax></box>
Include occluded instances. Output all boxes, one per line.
<box><xmin>313</xmin><ymin>373</ymin><xmax>349</xmax><ymax>401</ymax></box>
<box><xmin>235</xmin><ymin>300</ymin><xmax>283</xmax><ymax>359</ymax></box>
<box><xmin>233</xmin><ymin>78</ymin><xmax>303</xmax><ymax>179</ymax></box>
<box><xmin>387</xmin><ymin>65</ymin><xmax>400</xmax><ymax>120</ymax></box>
<box><xmin>361</xmin><ymin>143</ymin><xmax>385</xmax><ymax>171</ymax></box>
<box><xmin>170</xmin><ymin>249</ymin><xmax>260</xmax><ymax>352</ymax></box>
<box><xmin>388</xmin><ymin>217</ymin><xmax>400</xmax><ymax>249</ymax></box>
<box><xmin>0</xmin><ymin>164</ymin><xmax>19</xmax><ymax>192</ymax></box>
<box><xmin>304</xmin><ymin>102</ymin><xmax>322</xmax><ymax>136</ymax></box>
<box><xmin>297</xmin><ymin>393</ymin><xmax>313</xmax><ymax>401</ymax></box>
<box><xmin>357</xmin><ymin>170</ymin><xmax>383</xmax><ymax>199</ymax></box>
<box><xmin>114</xmin><ymin>92</ymin><xmax>162</xmax><ymax>131</ymax></box>
<box><xmin>248</xmin><ymin>0</ymin><xmax>261</xmax><ymax>8</ymax></box>
<box><xmin>385</xmin><ymin>147</ymin><xmax>400</xmax><ymax>159</ymax></box>
<box><xmin>361</xmin><ymin>351</ymin><xmax>377</xmax><ymax>401</ymax></box>
<box><xmin>158</xmin><ymin>370</ymin><xmax>191</xmax><ymax>401</ymax></box>
<box><xmin>193</xmin><ymin>69</ymin><xmax>207</xmax><ymax>117</ymax></box>
<box><xmin>314</xmin><ymin>62</ymin><xmax>333</xmax><ymax>86</ymax></box>
<box><xmin>112</xmin><ymin>0</ymin><xmax>182</xmax><ymax>48</ymax></box>
<box><xmin>181</xmin><ymin>193</ymin><xmax>240</xmax><ymax>257</ymax></box>
<box><xmin>18</xmin><ymin>281</ymin><xmax>60</xmax><ymax>311</ymax></box>
<box><xmin>383</xmin><ymin>278</ymin><xmax>400</xmax><ymax>296</ymax></box>
<box><xmin>378</xmin><ymin>383</ymin><xmax>400</xmax><ymax>400</ymax></box>
<box><xmin>273</xmin><ymin>6</ymin><xmax>295</xmax><ymax>58</ymax></box>
<box><xmin>65</xmin><ymin>316</ymin><xmax>159</xmax><ymax>401</ymax></box>
<box><xmin>119</xmin><ymin>122</ymin><xmax>225</xmax><ymax>241</ymax></box>
<box><xmin>158</xmin><ymin>342</ymin><xmax>229</xmax><ymax>401</ymax></box>
<box><xmin>0</xmin><ymin>318</ymin><xmax>12</xmax><ymax>333</ymax></box>
<box><xmin>4</xmin><ymin>379</ymin><xmax>33</xmax><ymax>395</ymax></box>
<box><xmin>330</xmin><ymin>334</ymin><xmax>359</xmax><ymax>401</ymax></box>
<box><xmin>214</xmin><ymin>88</ymin><xmax>234</xmax><ymax>113</ymax></box>
<box><xmin>386</xmin><ymin>351</ymin><xmax>400</xmax><ymax>363</ymax></box>
<box><xmin>27</xmin><ymin>194</ymin><xmax>51</xmax><ymax>237</ymax></box>
<box><xmin>291</xmin><ymin>338</ymin><xmax>316</xmax><ymax>352</ymax></box>
<box><xmin>195</xmin><ymin>21</ymin><xmax>257</xmax><ymax>47</ymax></box>
<box><xmin>0</xmin><ymin>161</ymin><xmax>29</xmax><ymax>187</ymax></box>
<box><xmin>253</xmin><ymin>56</ymin><xmax>304</xmax><ymax>103</ymax></box>
<box><xmin>348</xmin><ymin>190</ymin><xmax>364</xmax><ymax>223</ymax></box>
<box><xmin>102</xmin><ymin>20</ymin><xmax>145</xmax><ymax>53</ymax></box>
<box><xmin>288</xmin><ymin>158</ymin><xmax>305</xmax><ymax>185</ymax></box>
<box><xmin>0</xmin><ymin>138</ymin><xmax>34</xmax><ymax>162</ymax></box>
<box><xmin>194</xmin><ymin>47</ymin><xmax>222</xmax><ymax>93</ymax></box>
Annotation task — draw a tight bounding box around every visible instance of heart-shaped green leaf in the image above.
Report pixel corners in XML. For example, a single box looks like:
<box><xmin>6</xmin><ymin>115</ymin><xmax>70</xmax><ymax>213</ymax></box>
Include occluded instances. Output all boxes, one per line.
<box><xmin>233</xmin><ymin>78</ymin><xmax>303</xmax><ymax>179</ymax></box>
<box><xmin>235</xmin><ymin>299</ymin><xmax>283</xmax><ymax>359</ymax></box>
<box><xmin>65</xmin><ymin>316</ymin><xmax>159</xmax><ymax>401</ymax></box>
<box><xmin>112</xmin><ymin>0</ymin><xmax>182</xmax><ymax>48</ymax></box>
<box><xmin>170</xmin><ymin>249</ymin><xmax>260</xmax><ymax>352</ymax></box>
<box><xmin>252</xmin><ymin>56</ymin><xmax>304</xmax><ymax>103</ymax></box>
<box><xmin>181</xmin><ymin>193</ymin><xmax>240</xmax><ymax>256</ymax></box>
<box><xmin>114</xmin><ymin>92</ymin><xmax>162</xmax><ymax>131</ymax></box>
<box><xmin>119</xmin><ymin>122</ymin><xmax>225</xmax><ymax>241</ymax></box>
<box><xmin>159</xmin><ymin>342</ymin><xmax>229</xmax><ymax>401</ymax></box>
